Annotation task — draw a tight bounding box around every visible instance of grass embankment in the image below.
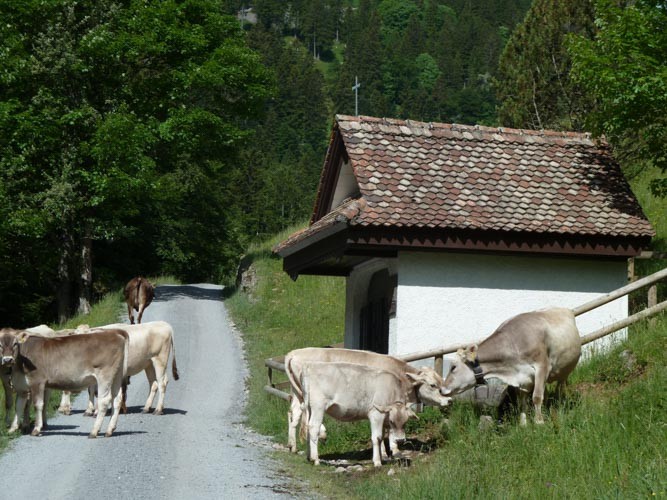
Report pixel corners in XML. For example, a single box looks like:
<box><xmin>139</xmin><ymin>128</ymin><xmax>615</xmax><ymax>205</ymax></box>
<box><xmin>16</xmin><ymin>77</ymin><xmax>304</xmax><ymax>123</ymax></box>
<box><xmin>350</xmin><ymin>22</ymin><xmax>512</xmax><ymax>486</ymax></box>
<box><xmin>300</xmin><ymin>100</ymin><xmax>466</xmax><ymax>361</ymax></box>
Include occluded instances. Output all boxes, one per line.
<box><xmin>0</xmin><ymin>276</ymin><xmax>179</xmax><ymax>452</ymax></box>
<box><xmin>227</xmin><ymin>222</ymin><xmax>667</xmax><ymax>498</ymax></box>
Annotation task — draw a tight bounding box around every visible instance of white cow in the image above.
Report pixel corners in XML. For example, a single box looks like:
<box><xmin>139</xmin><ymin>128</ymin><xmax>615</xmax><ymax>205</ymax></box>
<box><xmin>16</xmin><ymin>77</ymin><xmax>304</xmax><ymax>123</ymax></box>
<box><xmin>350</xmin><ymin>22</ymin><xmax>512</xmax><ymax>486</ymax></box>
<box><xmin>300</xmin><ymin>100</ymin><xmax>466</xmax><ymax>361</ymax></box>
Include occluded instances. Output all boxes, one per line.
<box><xmin>59</xmin><ymin>321</ymin><xmax>179</xmax><ymax>416</ymax></box>
<box><xmin>298</xmin><ymin>361</ymin><xmax>418</xmax><ymax>467</ymax></box>
<box><xmin>284</xmin><ymin>347</ymin><xmax>450</xmax><ymax>454</ymax></box>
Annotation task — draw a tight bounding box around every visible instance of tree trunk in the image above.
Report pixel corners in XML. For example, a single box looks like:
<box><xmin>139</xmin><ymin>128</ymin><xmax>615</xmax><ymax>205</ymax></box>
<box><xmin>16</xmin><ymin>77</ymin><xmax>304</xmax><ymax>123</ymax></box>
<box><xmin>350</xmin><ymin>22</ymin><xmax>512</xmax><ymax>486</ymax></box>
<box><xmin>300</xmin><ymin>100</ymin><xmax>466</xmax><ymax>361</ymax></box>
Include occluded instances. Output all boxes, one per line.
<box><xmin>77</xmin><ymin>233</ymin><xmax>92</xmax><ymax>316</ymax></box>
<box><xmin>56</xmin><ymin>236</ymin><xmax>73</xmax><ymax>324</ymax></box>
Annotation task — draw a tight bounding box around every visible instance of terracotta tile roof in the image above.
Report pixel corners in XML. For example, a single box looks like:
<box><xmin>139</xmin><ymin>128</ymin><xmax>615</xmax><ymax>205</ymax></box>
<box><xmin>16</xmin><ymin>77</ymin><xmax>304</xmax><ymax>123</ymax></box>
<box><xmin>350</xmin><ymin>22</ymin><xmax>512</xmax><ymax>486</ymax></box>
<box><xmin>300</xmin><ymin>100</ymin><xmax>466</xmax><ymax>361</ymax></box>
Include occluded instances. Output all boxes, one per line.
<box><xmin>275</xmin><ymin>115</ymin><xmax>654</xmax><ymax>257</ymax></box>
<box><xmin>335</xmin><ymin>115</ymin><xmax>653</xmax><ymax>237</ymax></box>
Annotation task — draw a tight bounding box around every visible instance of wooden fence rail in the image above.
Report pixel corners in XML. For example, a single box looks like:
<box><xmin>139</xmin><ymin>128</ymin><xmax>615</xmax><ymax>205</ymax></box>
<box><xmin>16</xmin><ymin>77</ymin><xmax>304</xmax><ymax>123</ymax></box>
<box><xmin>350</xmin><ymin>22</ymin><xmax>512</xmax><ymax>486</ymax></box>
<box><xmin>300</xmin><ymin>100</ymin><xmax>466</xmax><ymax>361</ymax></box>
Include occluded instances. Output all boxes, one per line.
<box><xmin>264</xmin><ymin>264</ymin><xmax>666</xmax><ymax>399</ymax></box>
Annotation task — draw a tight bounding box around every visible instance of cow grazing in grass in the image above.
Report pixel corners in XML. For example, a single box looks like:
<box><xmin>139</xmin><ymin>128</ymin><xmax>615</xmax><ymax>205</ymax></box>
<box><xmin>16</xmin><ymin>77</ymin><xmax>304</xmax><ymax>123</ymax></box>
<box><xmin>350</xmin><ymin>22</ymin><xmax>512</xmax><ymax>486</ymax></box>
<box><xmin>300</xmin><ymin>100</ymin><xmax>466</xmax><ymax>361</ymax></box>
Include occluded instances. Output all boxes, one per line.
<box><xmin>296</xmin><ymin>361</ymin><xmax>418</xmax><ymax>467</ymax></box>
<box><xmin>284</xmin><ymin>347</ymin><xmax>450</xmax><ymax>454</ymax></box>
<box><xmin>441</xmin><ymin>307</ymin><xmax>582</xmax><ymax>425</ymax></box>
<box><xmin>124</xmin><ymin>277</ymin><xmax>154</xmax><ymax>324</ymax></box>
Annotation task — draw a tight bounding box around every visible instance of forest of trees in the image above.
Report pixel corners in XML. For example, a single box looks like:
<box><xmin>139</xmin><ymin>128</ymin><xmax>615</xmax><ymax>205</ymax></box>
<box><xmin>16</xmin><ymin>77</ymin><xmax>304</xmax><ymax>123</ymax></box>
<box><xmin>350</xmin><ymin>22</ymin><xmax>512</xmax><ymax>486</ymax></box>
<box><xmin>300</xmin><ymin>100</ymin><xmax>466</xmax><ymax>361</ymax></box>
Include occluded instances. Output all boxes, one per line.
<box><xmin>0</xmin><ymin>0</ymin><xmax>665</xmax><ymax>326</ymax></box>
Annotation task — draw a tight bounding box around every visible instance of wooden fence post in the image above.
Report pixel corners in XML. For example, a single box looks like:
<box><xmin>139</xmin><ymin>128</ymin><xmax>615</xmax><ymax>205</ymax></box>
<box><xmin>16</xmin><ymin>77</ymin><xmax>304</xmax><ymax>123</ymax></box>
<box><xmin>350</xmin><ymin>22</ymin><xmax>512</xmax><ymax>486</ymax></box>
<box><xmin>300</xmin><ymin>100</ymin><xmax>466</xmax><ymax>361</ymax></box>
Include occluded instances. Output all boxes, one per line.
<box><xmin>648</xmin><ymin>285</ymin><xmax>658</xmax><ymax>327</ymax></box>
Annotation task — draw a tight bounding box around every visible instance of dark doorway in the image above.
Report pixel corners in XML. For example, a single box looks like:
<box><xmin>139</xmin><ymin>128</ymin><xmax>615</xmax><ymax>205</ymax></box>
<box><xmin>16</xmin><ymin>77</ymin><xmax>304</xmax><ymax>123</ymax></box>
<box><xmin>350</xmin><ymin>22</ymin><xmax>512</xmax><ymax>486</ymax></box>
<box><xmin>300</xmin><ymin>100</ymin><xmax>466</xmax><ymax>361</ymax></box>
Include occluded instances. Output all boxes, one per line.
<box><xmin>359</xmin><ymin>269</ymin><xmax>396</xmax><ymax>354</ymax></box>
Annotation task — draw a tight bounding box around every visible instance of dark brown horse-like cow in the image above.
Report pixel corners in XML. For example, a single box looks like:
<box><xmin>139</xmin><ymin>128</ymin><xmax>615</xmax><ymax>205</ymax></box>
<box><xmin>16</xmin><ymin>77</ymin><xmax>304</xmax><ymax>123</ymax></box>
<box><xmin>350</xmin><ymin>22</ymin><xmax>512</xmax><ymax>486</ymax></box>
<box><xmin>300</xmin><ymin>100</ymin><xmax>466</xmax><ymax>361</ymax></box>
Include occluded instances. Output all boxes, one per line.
<box><xmin>440</xmin><ymin>307</ymin><xmax>582</xmax><ymax>426</ymax></box>
<box><xmin>124</xmin><ymin>277</ymin><xmax>154</xmax><ymax>324</ymax></box>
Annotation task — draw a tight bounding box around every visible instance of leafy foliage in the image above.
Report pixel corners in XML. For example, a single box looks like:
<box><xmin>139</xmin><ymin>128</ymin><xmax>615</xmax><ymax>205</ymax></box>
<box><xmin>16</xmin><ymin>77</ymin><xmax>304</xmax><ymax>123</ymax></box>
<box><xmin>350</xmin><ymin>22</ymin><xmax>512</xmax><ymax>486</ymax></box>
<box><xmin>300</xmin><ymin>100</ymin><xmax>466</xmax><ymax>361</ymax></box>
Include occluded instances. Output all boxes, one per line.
<box><xmin>568</xmin><ymin>0</ymin><xmax>667</xmax><ymax>196</ymax></box>
<box><xmin>0</xmin><ymin>0</ymin><xmax>272</xmax><ymax>324</ymax></box>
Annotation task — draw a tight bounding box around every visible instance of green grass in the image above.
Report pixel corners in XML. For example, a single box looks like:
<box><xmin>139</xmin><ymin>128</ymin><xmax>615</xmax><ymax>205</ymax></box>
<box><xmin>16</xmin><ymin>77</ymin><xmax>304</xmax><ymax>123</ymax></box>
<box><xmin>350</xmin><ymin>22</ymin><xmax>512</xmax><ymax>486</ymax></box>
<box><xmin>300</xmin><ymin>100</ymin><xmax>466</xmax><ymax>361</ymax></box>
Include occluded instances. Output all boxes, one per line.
<box><xmin>227</xmin><ymin>220</ymin><xmax>667</xmax><ymax>498</ymax></box>
<box><xmin>0</xmin><ymin>275</ymin><xmax>179</xmax><ymax>451</ymax></box>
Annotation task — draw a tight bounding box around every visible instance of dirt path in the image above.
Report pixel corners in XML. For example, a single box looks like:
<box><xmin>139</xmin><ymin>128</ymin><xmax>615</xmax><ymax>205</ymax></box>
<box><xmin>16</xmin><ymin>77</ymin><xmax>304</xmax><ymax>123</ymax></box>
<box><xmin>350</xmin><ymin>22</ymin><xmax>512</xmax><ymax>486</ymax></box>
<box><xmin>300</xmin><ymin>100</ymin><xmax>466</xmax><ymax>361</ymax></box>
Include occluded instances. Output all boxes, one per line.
<box><xmin>0</xmin><ymin>284</ymin><xmax>298</xmax><ymax>499</ymax></box>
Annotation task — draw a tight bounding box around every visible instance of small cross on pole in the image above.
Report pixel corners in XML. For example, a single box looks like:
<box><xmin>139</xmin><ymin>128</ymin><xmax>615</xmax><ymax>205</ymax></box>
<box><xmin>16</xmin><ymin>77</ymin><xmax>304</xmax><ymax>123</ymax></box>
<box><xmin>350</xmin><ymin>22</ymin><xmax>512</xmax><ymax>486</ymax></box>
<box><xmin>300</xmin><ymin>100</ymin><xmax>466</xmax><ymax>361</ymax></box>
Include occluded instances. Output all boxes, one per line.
<box><xmin>352</xmin><ymin>76</ymin><xmax>361</xmax><ymax>116</ymax></box>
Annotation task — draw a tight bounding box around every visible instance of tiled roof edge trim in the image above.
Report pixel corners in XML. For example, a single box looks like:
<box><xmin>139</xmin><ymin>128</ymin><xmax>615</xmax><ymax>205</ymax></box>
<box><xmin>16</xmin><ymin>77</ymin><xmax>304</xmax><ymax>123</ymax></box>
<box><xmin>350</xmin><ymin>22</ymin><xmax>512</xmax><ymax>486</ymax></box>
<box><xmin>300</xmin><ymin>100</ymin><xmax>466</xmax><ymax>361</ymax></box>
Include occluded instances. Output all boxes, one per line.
<box><xmin>335</xmin><ymin>114</ymin><xmax>601</xmax><ymax>147</ymax></box>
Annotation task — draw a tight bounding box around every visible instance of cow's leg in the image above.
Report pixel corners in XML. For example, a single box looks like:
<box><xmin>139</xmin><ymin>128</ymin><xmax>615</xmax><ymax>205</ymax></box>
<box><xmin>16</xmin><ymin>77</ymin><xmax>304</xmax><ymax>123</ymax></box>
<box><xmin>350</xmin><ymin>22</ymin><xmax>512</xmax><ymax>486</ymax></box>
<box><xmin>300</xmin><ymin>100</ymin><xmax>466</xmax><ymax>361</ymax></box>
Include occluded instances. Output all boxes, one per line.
<box><xmin>369</xmin><ymin>410</ymin><xmax>386</xmax><ymax>467</ymax></box>
<box><xmin>151</xmin><ymin>359</ymin><xmax>169</xmax><ymax>415</ymax></box>
<box><xmin>30</xmin><ymin>383</ymin><xmax>46</xmax><ymax>436</ymax></box>
<box><xmin>120</xmin><ymin>378</ymin><xmax>128</xmax><ymax>414</ymax></box>
<box><xmin>105</xmin><ymin>380</ymin><xmax>123</xmax><ymax>437</ymax></box>
<box><xmin>142</xmin><ymin>364</ymin><xmax>158</xmax><ymax>413</ymax></box>
<box><xmin>287</xmin><ymin>393</ymin><xmax>301</xmax><ymax>452</ymax></box>
<box><xmin>307</xmin><ymin>406</ymin><xmax>325</xmax><ymax>466</ymax></box>
<box><xmin>58</xmin><ymin>391</ymin><xmax>72</xmax><ymax>415</ymax></box>
<box><xmin>8</xmin><ymin>389</ymin><xmax>27</xmax><ymax>433</ymax></box>
<box><xmin>517</xmin><ymin>390</ymin><xmax>529</xmax><ymax>426</ymax></box>
<box><xmin>90</xmin><ymin>384</ymin><xmax>112</xmax><ymax>439</ymax></box>
<box><xmin>127</xmin><ymin>303</ymin><xmax>135</xmax><ymax>325</ymax></box>
<box><xmin>1</xmin><ymin>375</ymin><xmax>13</xmax><ymax>427</ymax></box>
<box><xmin>84</xmin><ymin>385</ymin><xmax>96</xmax><ymax>416</ymax></box>
<box><xmin>42</xmin><ymin>388</ymin><xmax>50</xmax><ymax>429</ymax></box>
<box><xmin>532</xmin><ymin>366</ymin><xmax>548</xmax><ymax>425</ymax></box>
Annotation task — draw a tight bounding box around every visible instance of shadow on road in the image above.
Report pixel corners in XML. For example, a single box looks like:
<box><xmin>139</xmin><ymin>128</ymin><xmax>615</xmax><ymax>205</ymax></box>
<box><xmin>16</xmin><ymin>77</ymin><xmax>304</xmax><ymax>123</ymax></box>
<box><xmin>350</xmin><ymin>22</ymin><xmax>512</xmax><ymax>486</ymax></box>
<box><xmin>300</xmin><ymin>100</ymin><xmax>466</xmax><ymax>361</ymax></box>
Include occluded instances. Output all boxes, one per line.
<box><xmin>123</xmin><ymin>405</ymin><xmax>187</xmax><ymax>416</ymax></box>
<box><xmin>154</xmin><ymin>285</ymin><xmax>222</xmax><ymax>302</ymax></box>
<box><xmin>37</xmin><ymin>424</ymin><xmax>148</xmax><ymax>438</ymax></box>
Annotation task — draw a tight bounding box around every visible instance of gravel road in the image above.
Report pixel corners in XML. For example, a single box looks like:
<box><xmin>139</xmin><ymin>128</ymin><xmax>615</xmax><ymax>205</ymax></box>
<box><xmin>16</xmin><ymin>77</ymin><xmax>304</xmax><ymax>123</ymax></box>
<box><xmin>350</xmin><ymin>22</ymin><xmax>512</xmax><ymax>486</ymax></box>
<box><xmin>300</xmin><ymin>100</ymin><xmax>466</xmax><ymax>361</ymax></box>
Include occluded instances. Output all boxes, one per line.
<box><xmin>0</xmin><ymin>284</ymin><xmax>299</xmax><ymax>499</ymax></box>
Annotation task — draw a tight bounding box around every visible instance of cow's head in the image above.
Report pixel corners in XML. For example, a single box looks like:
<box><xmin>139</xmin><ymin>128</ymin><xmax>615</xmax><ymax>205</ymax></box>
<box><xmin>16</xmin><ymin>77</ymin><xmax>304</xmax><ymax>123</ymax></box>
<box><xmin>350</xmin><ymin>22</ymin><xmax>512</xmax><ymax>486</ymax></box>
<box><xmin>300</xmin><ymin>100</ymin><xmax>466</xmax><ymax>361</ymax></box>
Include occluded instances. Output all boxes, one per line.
<box><xmin>405</xmin><ymin>367</ymin><xmax>452</xmax><ymax>407</ymax></box>
<box><xmin>375</xmin><ymin>401</ymin><xmax>418</xmax><ymax>445</ymax></box>
<box><xmin>0</xmin><ymin>330</ymin><xmax>19</xmax><ymax>367</ymax></box>
<box><xmin>440</xmin><ymin>346</ymin><xmax>481</xmax><ymax>396</ymax></box>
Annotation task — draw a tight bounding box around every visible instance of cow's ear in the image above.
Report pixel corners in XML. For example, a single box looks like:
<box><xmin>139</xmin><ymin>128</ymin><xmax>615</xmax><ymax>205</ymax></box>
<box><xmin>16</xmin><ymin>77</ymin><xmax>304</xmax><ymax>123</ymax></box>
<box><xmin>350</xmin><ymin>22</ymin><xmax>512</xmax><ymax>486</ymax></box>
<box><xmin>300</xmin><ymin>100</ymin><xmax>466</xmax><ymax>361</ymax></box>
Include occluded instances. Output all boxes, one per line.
<box><xmin>408</xmin><ymin>408</ymin><xmax>419</xmax><ymax>420</ymax></box>
<box><xmin>404</xmin><ymin>372</ymin><xmax>420</xmax><ymax>386</ymax></box>
<box><xmin>465</xmin><ymin>345</ymin><xmax>478</xmax><ymax>363</ymax></box>
<box><xmin>16</xmin><ymin>331</ymin><xmax>30</xmax><ymax>343</ymax></box>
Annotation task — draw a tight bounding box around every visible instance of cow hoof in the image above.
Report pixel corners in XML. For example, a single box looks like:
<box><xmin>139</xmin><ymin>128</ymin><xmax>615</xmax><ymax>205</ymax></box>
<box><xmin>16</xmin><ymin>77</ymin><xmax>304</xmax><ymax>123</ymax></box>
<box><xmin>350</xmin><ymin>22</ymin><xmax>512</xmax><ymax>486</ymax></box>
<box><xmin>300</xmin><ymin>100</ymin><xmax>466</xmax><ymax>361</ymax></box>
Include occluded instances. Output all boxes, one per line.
<box><xmin>104</xmin><ymin>431</ymin><xmax>114</xmax><ymax>438</ymax></box>
<box><xmin>373</xmin><ymin>462</ymin><xmax>382</xmax><ymax>468</ymax></box>
<box><xmin>153</xmin><ymin>409</ymin><xmax>163</xmax><ymax>416</ymax></box>
<box><xmin>141</xmin><ymin>408</ymin><xmax>151</xmax><ymax>414</ymax></box>
<box><xmin>88</xmin><ymin>433</ymin><xmax>98</xmax><ymax>439</ymax></box>
<box><xmin>30</xmin><ymin>429</ymin><xmax>41</xmax><ymax>437</ymax></box>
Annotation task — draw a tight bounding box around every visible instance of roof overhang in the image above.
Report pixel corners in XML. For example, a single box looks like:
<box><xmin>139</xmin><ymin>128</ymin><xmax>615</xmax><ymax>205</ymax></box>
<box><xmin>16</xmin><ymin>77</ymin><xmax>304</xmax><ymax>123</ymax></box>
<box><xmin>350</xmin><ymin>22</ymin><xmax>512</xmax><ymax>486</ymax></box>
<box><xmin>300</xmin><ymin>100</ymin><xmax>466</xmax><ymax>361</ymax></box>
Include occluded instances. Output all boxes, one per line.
<box><xmin>278</xmin><ymin>225</ymin><xmax>650</xmax><ymax>279</ymax></box>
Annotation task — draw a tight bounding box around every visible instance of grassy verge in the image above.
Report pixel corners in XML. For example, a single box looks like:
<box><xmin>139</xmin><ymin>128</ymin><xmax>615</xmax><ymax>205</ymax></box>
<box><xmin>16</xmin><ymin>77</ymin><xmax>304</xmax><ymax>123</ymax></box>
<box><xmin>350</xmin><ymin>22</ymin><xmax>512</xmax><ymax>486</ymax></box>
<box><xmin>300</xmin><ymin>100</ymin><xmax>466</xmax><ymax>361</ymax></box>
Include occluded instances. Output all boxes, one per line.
<box><xmin>227</xmin><ymin>227</ymin><xmax>667</xmax><ymax>499</ymax></box>
<box><xmin>0</xmin><ymin>275</ymin><xmax>179</xmax><ymax>452</ymax></box>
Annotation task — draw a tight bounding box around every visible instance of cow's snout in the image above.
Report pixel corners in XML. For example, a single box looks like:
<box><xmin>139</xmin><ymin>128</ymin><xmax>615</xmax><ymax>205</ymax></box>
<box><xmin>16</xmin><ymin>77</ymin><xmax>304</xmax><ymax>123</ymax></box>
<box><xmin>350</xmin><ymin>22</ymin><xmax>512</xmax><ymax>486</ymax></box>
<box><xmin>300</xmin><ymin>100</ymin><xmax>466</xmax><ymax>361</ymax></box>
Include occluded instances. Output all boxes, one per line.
<box><xmin>2</xmin><ymin>356</ymin><xmax>15</xmax><ymax>365</ymax></box>
<box><xmin>439</xmin><ymin>387</ymin><xmax>451</xmax><ymax>396</ymax></box>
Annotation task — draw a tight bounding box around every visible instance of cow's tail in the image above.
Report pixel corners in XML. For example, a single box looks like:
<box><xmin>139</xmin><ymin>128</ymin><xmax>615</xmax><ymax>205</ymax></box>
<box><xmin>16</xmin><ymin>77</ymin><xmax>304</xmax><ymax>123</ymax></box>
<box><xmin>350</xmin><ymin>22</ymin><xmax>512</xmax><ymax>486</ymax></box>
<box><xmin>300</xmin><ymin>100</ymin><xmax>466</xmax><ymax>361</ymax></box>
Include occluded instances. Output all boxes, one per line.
<box><xmin>170</xmin><ymin>332</ymin><xmax>179</xmax><ymax>381</ymax></box>
<box><xmin>122</xmin><ymin>332</ymin><xmax>130</xmax><ymax>379</ymax></box>
<box><xmin>285</xmin><ymin>356</ymin><xmax>302</xmax><ymax>401</ymax></box>
<box><xmin>286</xmin><ymin>357</ymin><xmax>310</xmax><ymax>442</ymax></box>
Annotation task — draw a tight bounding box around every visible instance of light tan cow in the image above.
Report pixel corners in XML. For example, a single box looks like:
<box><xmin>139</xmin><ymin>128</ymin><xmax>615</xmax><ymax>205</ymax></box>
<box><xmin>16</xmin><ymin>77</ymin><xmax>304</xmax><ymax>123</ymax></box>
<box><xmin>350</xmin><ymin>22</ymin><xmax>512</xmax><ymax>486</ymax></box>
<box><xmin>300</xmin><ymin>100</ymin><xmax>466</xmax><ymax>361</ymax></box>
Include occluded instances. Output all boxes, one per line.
<box><xmin>124</xmin><ymin>277</ymin><xmax>154</xmax><ymax>324</ymax></box>
<box><xmin>284</xmin><ymin>347</ymin><xmax>450</xmax><ymax>454</ymax></box>
<box><xmin>441</xmin><ymin>307</ymin><xmax>582</xmax><ymax>425</ymax></box>
<box><xmin>2</xmin><ymin>329</ymin><xmax>128</xmax><ymax>438</ymax></box>
<box><xmin>62</xmin><ymin>321</ymin><xmax>179</xmax><ymax>416</ymax></box>
<box><xmin>297</xmin><ymin>361</ymin><xmax>418</xmax><ymax>467</ymax></box>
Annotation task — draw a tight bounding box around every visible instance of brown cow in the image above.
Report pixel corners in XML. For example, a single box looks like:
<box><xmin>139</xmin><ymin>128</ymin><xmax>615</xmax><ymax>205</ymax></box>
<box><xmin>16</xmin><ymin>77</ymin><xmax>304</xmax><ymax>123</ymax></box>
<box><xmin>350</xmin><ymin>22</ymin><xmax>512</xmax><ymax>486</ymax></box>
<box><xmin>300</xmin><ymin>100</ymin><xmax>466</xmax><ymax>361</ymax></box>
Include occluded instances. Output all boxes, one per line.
<box><xmin>4</xmin><ymin>329</ymin><xmax>128</xmax><ymax>438</ymax></box>
<box><xmin>124</xmin><ymin>277</ymin><xmax>155</xmax><ymax>324</ymax></box>
<box><xmin>440</xmin><ymin>307</ymin><xmax>582</xmax><ymax>425</ymax></box>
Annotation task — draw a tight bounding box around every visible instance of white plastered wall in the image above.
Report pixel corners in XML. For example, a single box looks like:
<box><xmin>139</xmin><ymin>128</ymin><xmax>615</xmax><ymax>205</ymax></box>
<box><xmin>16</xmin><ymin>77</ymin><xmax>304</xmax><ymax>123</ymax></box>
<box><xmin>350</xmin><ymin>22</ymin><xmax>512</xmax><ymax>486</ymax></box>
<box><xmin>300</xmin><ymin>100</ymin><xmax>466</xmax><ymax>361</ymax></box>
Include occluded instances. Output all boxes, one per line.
<box><xmin>393</xmin><ymin>252</ymin><xmax>628</xmax><ymax>361</ymax></box>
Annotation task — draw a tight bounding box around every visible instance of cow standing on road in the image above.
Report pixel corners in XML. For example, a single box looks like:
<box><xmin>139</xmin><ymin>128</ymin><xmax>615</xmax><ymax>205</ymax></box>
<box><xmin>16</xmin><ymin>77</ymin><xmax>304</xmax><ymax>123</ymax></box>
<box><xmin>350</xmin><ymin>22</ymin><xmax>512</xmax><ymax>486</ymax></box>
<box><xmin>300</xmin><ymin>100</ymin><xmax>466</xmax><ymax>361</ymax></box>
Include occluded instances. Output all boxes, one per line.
<box><xmin>440</xmin><ymin>307</ymin><xmax>582</xmax><ymax>425</ymax></box>
<box><xmin>4</xmin><ymin>329</ymin><xmax>129</xmax><ymax>438</ymax></box>
<box><xmin>124</xmin><ymin>277</ymin><xmax>154</xmax><ymax>324</ymax></box>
